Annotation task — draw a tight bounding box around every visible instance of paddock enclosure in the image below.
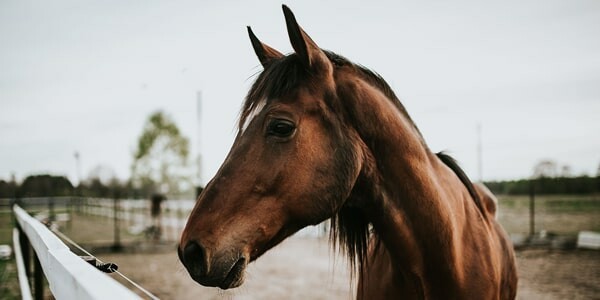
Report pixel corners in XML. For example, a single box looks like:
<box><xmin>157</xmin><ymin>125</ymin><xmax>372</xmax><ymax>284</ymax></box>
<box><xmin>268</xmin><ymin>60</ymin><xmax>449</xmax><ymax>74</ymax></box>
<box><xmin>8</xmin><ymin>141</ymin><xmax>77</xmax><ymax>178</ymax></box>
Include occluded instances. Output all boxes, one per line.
<box><xmin>1</xmin><ymin>1</ymin><xmax>599</xmax><ymax>299</ymax></box>
<box><xmin>11</xmin><ymin>204</ymin><xmax>141</xmax><ymax>299</ymax></box>
<box><xmin>0</xmin><ymin>196</ymin><xmax>598</xmax><ymax>299</ymax></box>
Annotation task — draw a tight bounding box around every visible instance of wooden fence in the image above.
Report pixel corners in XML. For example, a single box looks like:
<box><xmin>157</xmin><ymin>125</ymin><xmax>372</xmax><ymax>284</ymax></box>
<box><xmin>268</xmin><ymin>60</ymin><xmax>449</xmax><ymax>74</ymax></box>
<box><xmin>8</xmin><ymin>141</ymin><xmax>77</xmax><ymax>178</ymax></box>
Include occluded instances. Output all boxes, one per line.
<box><xmin>12</xmin><ymin>204</ymin><xmax>141</xmax><ymax>299</ymax></box>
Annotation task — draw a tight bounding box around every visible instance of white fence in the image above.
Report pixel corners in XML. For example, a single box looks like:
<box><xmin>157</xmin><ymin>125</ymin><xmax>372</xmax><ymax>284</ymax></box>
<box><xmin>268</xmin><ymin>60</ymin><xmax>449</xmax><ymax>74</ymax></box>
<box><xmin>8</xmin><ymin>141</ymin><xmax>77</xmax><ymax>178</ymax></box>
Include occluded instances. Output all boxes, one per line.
<box><xmin>13</xmin><ymin>204</ymin><xmax>141</xmax><ymax>300</ymax></box>
<box><xmin>12</xmin><ymin>228</ymin><xmax>32</xmax><ymax>300</ymax></box>
<box><xmin>78</xmin><ymin>198</ymin><xmax>327</xmax><ymax>240</ymax></box>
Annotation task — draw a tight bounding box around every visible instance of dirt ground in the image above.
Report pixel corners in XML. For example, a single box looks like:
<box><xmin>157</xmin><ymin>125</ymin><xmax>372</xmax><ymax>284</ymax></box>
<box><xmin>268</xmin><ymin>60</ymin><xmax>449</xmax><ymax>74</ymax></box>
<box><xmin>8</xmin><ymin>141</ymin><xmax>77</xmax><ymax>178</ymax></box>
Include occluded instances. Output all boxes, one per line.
<box><xmin>4</xmin><ymin>202</ymin><xmax>597</xmax><ymax>299</ymax></box>
<box><xmin>515</xmin><ymin>249</ymin><xmax>599</xmax><ymax>300</ymax></box>
<box><xmin>98</xmin><ymin>237</ymin><xmax>600</xmax><ymax>300</ymax></box>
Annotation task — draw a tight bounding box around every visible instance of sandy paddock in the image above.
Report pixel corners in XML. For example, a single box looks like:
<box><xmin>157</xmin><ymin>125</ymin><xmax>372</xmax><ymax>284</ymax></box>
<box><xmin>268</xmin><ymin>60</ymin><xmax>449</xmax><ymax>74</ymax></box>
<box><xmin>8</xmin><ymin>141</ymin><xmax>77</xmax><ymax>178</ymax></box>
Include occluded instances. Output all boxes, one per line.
<box><xmin>98</xmin><ymin>236</ymin><xmax>600</xmax><ymax>300</ymax></box>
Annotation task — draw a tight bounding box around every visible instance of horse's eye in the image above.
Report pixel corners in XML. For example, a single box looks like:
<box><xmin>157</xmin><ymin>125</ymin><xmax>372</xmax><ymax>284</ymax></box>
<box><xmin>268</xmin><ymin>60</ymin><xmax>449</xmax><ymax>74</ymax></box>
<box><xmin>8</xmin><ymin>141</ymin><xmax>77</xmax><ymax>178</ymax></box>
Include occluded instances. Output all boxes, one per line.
<box><xmin>267</xmin><ymin>119</ymin><xmax>296</xmax><ymax>138</ymax></box>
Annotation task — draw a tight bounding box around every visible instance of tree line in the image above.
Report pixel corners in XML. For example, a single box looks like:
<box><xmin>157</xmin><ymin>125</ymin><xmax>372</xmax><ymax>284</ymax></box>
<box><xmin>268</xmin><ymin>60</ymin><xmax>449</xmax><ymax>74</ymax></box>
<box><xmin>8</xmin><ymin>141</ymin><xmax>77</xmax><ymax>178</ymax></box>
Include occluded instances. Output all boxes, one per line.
<box><xmin>485</xmin><ymin>175</ymin><xmax>600</xmax><ymax>195</ymax></box>
<box><xmin>2</xmin><ymin>173</ymin><xmax>599</xmax><ymax>199</ymax></box>
<box><xmin>0</xmin><ymin>174</ymin><xmax>134</xmax><ymax>199</ymax></box>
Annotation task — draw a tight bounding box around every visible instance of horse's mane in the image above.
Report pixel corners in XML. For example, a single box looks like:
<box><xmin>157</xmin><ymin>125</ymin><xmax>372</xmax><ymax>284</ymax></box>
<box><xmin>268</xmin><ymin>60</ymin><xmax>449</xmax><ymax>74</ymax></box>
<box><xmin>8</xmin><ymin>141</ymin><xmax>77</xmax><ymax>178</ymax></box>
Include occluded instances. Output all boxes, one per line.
<box><xmin>241</xmin><ymin>50</ymin><xmax>485</xmax><ymax>274</ymax></box>
<box><xmin>436</xmin><ymin>152</ymin><xmax>486</xmax><ymax>216</ymax></box>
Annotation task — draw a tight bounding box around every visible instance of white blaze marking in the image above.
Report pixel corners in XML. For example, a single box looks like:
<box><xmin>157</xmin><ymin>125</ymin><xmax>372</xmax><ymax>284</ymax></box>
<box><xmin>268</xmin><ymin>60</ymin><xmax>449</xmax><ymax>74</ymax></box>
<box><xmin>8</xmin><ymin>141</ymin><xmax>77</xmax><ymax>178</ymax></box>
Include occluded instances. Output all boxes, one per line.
<box><xmin>241</xmin><ymin>100</ymin><xmax>267</xmax><ymax>134</ymax></box>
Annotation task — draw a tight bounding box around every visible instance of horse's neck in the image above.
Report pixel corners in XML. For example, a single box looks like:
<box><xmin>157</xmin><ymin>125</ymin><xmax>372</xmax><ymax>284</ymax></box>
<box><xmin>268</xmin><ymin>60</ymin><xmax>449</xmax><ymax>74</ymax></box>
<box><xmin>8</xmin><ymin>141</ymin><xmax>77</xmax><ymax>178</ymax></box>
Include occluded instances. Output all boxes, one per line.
<box><xmin>348</xmin><ymin>82</ymin><xmax>474</xmax><ymax>282</ymax></box>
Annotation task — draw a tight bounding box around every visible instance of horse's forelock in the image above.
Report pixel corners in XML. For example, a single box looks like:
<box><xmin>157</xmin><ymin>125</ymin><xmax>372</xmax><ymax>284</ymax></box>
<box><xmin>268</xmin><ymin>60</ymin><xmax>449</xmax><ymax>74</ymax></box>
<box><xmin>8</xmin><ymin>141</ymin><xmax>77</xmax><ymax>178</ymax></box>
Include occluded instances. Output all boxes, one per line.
<box><xmin>240</xmin><ymin>54</ymin><xmax>308</xmax><ymax>131</ymax></box>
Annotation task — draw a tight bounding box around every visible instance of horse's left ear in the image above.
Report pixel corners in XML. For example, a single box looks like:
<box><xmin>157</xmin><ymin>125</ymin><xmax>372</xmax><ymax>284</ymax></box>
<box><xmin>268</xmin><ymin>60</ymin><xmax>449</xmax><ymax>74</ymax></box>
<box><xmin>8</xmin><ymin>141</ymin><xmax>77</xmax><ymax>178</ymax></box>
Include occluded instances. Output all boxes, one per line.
<box><xmin>247</xmin><ymin>26</ymin><xmax>284</xmax><ymax>67</ymax></box>
<box><xmin>282</xmin><ymin>5</ymin><xmax>328</xmax><ymax>69</ymax></box>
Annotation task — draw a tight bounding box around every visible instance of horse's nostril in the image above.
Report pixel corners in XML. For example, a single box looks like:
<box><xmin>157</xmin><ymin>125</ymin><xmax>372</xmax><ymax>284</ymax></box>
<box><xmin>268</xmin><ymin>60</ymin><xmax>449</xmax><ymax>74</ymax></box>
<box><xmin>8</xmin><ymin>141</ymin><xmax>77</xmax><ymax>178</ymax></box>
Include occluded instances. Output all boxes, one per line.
<box><xmin>182</xmin><ymin>241</ymin><xmax>208</xmax><ymax>277</ymax></box>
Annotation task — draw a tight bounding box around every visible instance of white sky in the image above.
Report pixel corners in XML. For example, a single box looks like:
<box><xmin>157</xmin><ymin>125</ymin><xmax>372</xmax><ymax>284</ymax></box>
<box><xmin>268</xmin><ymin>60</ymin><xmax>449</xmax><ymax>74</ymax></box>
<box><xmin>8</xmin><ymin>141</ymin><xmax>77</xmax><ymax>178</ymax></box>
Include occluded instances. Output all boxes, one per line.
<box><xmin>1</xmin><ymin>0</ymin><xmax>599</xmax><ymax>185</ymax></box>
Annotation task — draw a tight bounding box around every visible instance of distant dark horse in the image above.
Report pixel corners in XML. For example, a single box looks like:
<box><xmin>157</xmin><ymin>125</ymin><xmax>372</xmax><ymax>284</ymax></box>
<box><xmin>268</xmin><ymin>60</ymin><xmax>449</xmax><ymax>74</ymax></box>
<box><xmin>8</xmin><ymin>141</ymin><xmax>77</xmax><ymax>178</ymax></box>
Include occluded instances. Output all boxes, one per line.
<box><xmin>179</xmin><ymin>5</ymin><xmax>517</xmax><ymax>299</ymax></box>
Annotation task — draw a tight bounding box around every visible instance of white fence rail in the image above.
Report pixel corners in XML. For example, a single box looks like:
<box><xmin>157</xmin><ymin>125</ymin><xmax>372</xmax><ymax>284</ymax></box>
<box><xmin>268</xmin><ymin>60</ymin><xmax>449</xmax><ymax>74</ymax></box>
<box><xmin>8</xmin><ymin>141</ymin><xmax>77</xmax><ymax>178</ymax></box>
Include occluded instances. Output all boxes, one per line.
<box><xmin>13</xmin><ymin>204</ymin><xmax>141</xmax><ymax>300</ymax></box>
<box><xmin>12</xmin><ymin>228</ymin><xmax>32</xmax><ymax>300</ymax></box>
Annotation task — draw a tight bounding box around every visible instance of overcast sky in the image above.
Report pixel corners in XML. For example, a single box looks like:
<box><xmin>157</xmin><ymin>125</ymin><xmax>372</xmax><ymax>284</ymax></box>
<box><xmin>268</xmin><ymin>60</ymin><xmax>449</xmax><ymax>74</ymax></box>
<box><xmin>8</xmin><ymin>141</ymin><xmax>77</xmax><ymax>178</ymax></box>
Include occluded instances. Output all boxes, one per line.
<box><xmin>1</xmin><ymin>0</ymin><xmax>599</xmax><ymax>186</ymax></box>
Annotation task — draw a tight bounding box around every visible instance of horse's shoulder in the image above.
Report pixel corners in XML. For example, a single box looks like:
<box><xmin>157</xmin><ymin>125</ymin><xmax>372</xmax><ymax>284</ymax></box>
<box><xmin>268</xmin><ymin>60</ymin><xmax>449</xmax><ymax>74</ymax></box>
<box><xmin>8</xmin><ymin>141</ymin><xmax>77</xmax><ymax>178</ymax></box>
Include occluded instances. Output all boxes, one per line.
<box><xmin>473</xmin><ymin>183</ymin><xmax>498</xmax><ymax>217</ymax></box>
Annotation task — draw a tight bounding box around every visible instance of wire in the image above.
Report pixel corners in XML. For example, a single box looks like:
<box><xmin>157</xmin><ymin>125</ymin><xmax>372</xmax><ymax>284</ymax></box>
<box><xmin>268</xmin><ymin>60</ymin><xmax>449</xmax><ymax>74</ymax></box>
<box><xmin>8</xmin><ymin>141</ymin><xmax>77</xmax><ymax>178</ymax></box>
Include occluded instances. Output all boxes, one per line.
<box><xmin>51</xmin><ymin>229</ymin><xmax>161</xmax><ymax>300</ymax></box>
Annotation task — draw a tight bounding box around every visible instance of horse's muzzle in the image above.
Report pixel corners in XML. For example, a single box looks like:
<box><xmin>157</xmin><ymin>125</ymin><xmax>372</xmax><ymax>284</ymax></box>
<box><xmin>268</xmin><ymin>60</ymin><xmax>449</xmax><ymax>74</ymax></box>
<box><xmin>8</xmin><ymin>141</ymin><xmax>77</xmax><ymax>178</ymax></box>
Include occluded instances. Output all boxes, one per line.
<box><xmin>178</xmin><ymin>241</ymin><xmax>247</xmax><ymax>289</ymax></box>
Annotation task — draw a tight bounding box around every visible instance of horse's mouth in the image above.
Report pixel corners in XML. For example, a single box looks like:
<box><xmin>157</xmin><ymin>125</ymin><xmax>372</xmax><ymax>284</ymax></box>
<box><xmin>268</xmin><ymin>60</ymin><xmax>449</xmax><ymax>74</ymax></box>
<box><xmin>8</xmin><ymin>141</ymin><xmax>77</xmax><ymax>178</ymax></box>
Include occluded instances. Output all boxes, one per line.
<box><xmin>219</xmin><ymin>256</ymin><xmax>247</xmax><ymax>289</ymax></box>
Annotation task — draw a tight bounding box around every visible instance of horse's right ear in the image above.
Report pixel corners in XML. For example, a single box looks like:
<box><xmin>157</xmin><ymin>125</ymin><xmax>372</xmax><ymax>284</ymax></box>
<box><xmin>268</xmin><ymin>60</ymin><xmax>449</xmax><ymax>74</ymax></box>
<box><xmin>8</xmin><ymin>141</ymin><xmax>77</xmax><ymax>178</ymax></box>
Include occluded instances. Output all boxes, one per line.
<box><xmin>282</xmin><ymin>5</ymin><xmax>328</xmax><ymax>70</ymax></box>
<box><xmin>247</xmin><ymin>26</ymin><xmax>283</xmax><ymax>67</ymax></box>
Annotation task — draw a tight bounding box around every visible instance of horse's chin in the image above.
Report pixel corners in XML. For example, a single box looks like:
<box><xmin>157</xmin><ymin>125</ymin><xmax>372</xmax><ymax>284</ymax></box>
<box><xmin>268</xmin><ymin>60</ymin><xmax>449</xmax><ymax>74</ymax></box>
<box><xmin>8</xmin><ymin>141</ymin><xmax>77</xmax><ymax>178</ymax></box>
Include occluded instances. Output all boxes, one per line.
<box><xmin>217</xmin><ymin>256</ymin><xmax>247</xmax><ymax>290</ymax></box>
<box><xmin>188</xmin><ymin>255</ymin><xmax>248</xmax><ymax>290</ymax></box>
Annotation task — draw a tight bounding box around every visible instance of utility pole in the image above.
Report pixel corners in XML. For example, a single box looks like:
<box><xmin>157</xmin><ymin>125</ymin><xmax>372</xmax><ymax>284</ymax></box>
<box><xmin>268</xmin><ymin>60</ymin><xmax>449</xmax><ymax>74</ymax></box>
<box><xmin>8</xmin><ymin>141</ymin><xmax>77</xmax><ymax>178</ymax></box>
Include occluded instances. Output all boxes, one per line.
<box><xmin>477</xmin><ymin>123</ymin><xmax>483</xmax><ymax>183</ymax></box>
<box><xmin>74</xmin><ymin>151</ymin><xmax>82</xmax><ymax>186</ymax></box>
<box><xmin>529</xmin><ymin>177</ymin><xmax>536</xmax><ymax>237</ymax></box>
<box><xmin>112</xmin><ymin>189</ymin><xmax>123</xmax><ymax>252</ymax></box>
<box><xmin>74</xmin><ymin>151</ymin><xmax>82</xmax><ymax>214</ymax></box>
<box><xmin>196</xmin><ymin>91</ymin><xmax>204</xmax><ymax>199</ymax></box>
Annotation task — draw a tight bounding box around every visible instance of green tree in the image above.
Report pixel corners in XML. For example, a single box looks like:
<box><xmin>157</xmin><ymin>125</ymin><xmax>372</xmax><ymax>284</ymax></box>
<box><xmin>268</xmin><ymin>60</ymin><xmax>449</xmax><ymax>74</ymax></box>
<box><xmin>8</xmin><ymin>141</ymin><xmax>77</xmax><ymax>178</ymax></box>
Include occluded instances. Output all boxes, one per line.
<box><xmin>0</xmin><ymin>179</ymin><xmax>17</xmax><ymax>198</ymax></box>
<box><xmin>131</xmin><ymin>111</ymin><xmax>192</xmax><ymax>197</ymax></box>
<box><xmin>17</xmin><ymin>175</ymin><xmax>74</xmax><ymax>197</ymax></box>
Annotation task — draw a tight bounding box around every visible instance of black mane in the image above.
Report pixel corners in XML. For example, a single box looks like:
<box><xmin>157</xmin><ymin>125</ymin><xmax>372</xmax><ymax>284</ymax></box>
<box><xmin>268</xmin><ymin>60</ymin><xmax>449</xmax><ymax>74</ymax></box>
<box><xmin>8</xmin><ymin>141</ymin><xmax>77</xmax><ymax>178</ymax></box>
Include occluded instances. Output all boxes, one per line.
<box><xmin>436</xmin><ymin>152</ymin><xmax>486</xmax><ymax>216</ymax></box>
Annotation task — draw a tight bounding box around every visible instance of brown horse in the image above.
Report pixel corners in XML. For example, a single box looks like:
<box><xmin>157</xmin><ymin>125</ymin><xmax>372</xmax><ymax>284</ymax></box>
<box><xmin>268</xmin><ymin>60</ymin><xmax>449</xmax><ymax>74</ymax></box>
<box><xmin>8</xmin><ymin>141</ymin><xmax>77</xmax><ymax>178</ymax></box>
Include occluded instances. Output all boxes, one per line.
<box><xmin>179</xmin><ymin>5</ymin><xmax>517</xmax><ymax>299</ymax></box>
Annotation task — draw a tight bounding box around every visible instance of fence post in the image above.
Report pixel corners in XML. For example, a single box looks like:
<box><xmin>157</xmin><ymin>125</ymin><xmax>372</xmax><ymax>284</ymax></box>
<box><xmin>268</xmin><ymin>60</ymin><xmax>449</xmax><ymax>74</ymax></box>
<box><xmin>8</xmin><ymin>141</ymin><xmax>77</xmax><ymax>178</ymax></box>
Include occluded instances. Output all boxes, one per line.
<box><xmin>33</xmin><ymin>252</ymin><xmax>44</xmax><ymax>300</ymax></box>
<box><xmin>48</xmin><ymin>197</ymin><xmax>55</xmax><ymax>222</ymax></box>
<box><xmin>112</xmin><ymin>192</ymin><xmax>123</xmax><ymax>252</ymax></box>
<box><xmin>18</xmin><ymin>225</ymin><xmax>32</xmax><ymax>281</ymax></box>
<box><xmin>529</xmin><ymin>179</ymin><xmax>535</xmax><ymax>237</ymax></box>
<box><xmin>67</xmin><ymin>197</ymin><xmax>73</xmax><ymax>230</ymax></box>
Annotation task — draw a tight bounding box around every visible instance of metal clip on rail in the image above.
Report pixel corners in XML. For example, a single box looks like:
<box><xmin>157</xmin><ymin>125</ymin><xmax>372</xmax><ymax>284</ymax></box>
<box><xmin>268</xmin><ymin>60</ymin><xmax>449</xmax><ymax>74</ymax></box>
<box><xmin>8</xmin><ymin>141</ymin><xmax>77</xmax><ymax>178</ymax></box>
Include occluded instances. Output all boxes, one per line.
<box><xmin>80</xmin><ymin>256</ymin><xmax>119</xmax><ymax>273</ymax></box>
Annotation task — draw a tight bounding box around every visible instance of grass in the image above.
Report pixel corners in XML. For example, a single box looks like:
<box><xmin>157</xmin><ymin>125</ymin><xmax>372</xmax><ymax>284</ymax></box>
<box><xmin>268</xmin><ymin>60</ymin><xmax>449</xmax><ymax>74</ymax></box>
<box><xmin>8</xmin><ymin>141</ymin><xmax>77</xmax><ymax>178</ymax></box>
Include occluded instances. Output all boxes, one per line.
<box><xmin>0</xmin><ymin>210</ymin><xmax>18</xmax><ymax>299</ymax></box>
<box><xmin>498</xmin><ymin>194</ymin><xmax>600</xmax><ymax>210</ymax></box>
<box><xmin>0</xmin><ymin>258</ymin><xmax>21</xmax><ymax>300</ymax></box>
<box><xmin>496</xmin><ymin>194</ymin><xmax>600</xmax><ymax>234</ymax></box>
<box><xmin>0</xmin><ymin>211</ymin><xmax>14</xmax><ymax>246</ymax></box>
<box><xmin>0</xmin><ymin>210</ymin><xmax>21</xmax><ymax>300</ymax></box>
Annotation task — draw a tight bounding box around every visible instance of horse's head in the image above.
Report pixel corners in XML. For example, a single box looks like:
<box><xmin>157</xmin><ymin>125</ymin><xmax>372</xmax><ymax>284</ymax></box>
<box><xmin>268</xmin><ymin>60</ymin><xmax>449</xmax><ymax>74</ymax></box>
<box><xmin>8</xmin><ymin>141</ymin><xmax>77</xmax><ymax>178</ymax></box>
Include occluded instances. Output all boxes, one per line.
<box><xmin>179</xmin><ymin>6</ymin><xmax>367</xmax><ymax>289</ymax></box>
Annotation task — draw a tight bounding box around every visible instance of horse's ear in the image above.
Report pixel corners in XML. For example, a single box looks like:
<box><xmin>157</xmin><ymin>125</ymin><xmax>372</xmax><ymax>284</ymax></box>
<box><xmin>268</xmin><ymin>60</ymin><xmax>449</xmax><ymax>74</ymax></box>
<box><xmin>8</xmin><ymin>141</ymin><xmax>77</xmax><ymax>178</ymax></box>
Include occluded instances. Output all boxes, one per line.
<box><xmin>282</xmin><ymin>5</ymin><xmax>327</xmax><ymax>68</ymax></box>
<box><xmin>247</xmin><ymin>26</ymin><xmax>284</xmax><ymax>67</ymax></box>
